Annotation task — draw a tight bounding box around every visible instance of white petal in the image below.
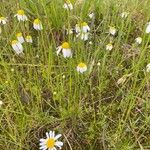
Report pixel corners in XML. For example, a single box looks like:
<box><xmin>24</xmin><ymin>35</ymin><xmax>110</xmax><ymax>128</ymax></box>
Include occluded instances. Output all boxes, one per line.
<box><xmin>39</xmin><ymin>145</ymin><xmax>47</xmax><ymax>150</ymax></box>
<box><xmin>55</xmin><ymin>141</ymin><xmax>63</xmax><ymax>148</ymax></box>
<box><xmin>63</xmin><ymin>3</ymin><xmax>69</xmax><ymax>9</ymax></box>
<box><xmin>146</xmin><ymin>24</ymin><xmax>150</xmax><ymax>33</ymax></box>
<box><xmin>54</xmin><ymin>134</ymin><xmax>62</xmax><ymax>140</ymax></box>
<box><xmin>46</xmin><ymin>132</ymin><xmax>49</xmax><ymax>138</ymax></box>
<box><xmin>68</xmin><ymin>4</ymin><xmax>73</xmax><ymax>10</ymax></box>
<box><xmin>56</xmin><ymin>46</ymin><xmax>62</xmax><ymax>55</ymax></box>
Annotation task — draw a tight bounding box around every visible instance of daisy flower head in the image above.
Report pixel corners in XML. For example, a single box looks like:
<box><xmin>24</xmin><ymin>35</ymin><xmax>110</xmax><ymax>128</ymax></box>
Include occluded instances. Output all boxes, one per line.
<box><xmin>25</xmin><ymin>35</ymin><xmax>33</xmax><ymax>43</ymax></box>
<box><xmin>135</xmin><ymin>37</ymin><xmax>142</xmax><ymax>45</ymax></box>
<box><xmin>106</xmin><ymin>43</ymin><xmax>113</xmax><ymax>51</ymax></box>
<box><xmin>39</xmin><ymin>131</ymin><xmax>63</xmax><ymax>150</ymax></box>
<box><xmin>0</xmin><ymin>17</ymin><xmax>8</xmax><ymax>25</ymax></box>
<box><xmin>146</xmin><ymin>63</ymin><xmax>150</xmax><ymax>73</ymax></box>
<box><xmin>146</xmin><ymin>22</ymin><xmax>150</xmax><ymax>34</ymax></box>
<box><xmin>11</xmin><ymin>40</ymin><xmax>23</xmax><ymax>55</ymax></box>
<box><xmin>77</xmin><ymin>62</ymin><xmax>87</xmax><ymax>73</ymax></box>
<box><xmin>33</xmin><ymin>18</ymin><xmax>43</xmax><ymax>30</ymax></box>
<box><xmin>15</xmin><ymin>10</ymin><xmax>28</xmax><ymax>21</ymax></box>
<box><xmin>76</xmin><ymin>22</ymin><xmax>90</xmax><ymax>41</ymax></box>
<box><xmin>16</xmin><ymin>32</ymin><xmax>25</xmax><ymax>44</ymax></box>
<box><xmin>109</xmin><ymin>26</ymin><xmax>117</xmax><ymax>36</ymax></box>
<box><xmin>57</xmin><ymin>42</ymin><xmax>72</xmax><ymax>58</ymax></box>
<box><xmin>120</xmin><ymin>12</ymin><xmax>129</xmax><ymax>18</ymax></box>
<box><xmin>81</xmin><ymin>22</ymin><xmax>90</xmax><ymax>33</ymax></box>
<box><xmin>63</xmin><ymin>0</ymin><xmax>73</xmax><ymax>10</ymax></box>
<box><xmin>75</xmin><ymin>23</ymin><xmax>81</xmax><ymax>33</ymax></box>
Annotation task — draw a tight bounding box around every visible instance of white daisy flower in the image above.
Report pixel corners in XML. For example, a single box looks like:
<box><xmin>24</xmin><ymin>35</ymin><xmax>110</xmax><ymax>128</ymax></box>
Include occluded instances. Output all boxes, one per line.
<box><xmin>11</xmin><ymin>40</ymin><xmax>23</xmax><ymax>55</ymax></box>
<box><xmin>146</xmin><ymin>22</ymin><xmax>150</xmax><ymax>34</ymax></box>
<box><xmin>75</xmin><ymin>24</ymin><xmax>81</xmax><ymax>33</ymax></box>
<box><xmin>14</xmin><ymin>10</ymin><xmax>28</xmax><ymax>21</ymax></box>
<box><xmin>63</xmin><ymin>0</ymin><xmax>73</xmax><ymax>10</ymax></box>
<box><xmin>57</xmin><ymin>42</ymin><xmax>72</xmax><ymax>58</ymax></box>
<box><xmin>77</xmin><ymin>62</ymin><xmax>87</xmax><ymax>73</ymax></box>
<box><xmin>135</xmin><ymin>37</ymin><xmax>142</xmax><ymax>45</ymax></box>
<box><xmin>146</xmin><ymin>63</ymin><xmax>150</xmax><ymax>72</ymax></box>
<box><xmin>76</xmin><ymin>22</ymin><xmax>90</xmax><ymax>41</ymax></box>
<box><xmin>25</xmin><ymin>35</ymin><xmax>33</xmax><ymax>43</ymax></box>
<box><xmin>33</xmin><ymin>19</ymin><xmax>43</xmax><ymax>30</ymax></box>
<box><xmin>0</xmin><ymin>17</ymin><xmax>8</xmax><ymax>24</ymax></box>
<box><xmin>106</xmin><ymin>43</ymin><xmax>113</xmax><ymax>51</ymax></box>
<box><xmin>89</xmin><ymin>13</ymin><xmax>94</xmax><ymax>19</ymax></box>
<box><xmin>120</xmin><ymin>12</ymin><xmax>129</xmax><ymax>18</ymax></box>
<box><xmin>16</xmin><ymin>32</ymin><xmax>25</xmax><ymax>44</ymax></box>
<box><xmin>39</xmin><ymin>131</ymin><xmax>63</xmax><ymax>150</ymax></box>
<box><xmin>109</xmin><ymin>26</ymin><xmax>117</xmax><ymax>36</ymax></box>
<box><xmin>81</xmin><ymin>22</ymin><xmax>90</xmax><ymax>33</ymax></box>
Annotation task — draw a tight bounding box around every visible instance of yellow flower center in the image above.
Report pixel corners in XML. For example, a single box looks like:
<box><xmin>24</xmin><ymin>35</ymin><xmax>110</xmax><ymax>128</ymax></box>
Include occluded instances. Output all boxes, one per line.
<box><xmin>78</xmin><ymin>63</ymin><xmax>86</xmax><ymax>68</ymax></box>
<box><xmin>26</xmin><ymin>36</ymin><xmax>32</xmax><ymax>39</ymax></box>
<box><xmin>12</xmin><ymin>40</ymin><xmax>18</xmax><ymax>45</ymax></box>
<box><xmin>16</xmin><ymin>32</ymin><xmax>22</xmax><ymax>37</ymax></box>
<box><xmin>81</xmin><ymin>22</ymin><xmax>87</xmax><ymax>27</ymax></box>
<box><xmin>65</xmin><ymin>0</ymin><xmax>71</xmax><ymax>3</ymax></box>
<box><xmin>0</xmin><ymin>17</ymin><xmax>5</xmax><ymax>20</ymax></box>
<box><xmin>62</xmin><ymin>42</ymin><xmax>70</xmax><ymax>49</ymax></box>
<box><xmin>46</xmin><ymin>138</ymin><xmax>55</xmax><ymax>148</ymax></box>
<box><xmin>17</xmin><ymin>10</ymin><xmax>25</xmax><ymax>15</ymax></box>
<box><xmin>107</xmin><ymin>43</ymin><xmax>112</xmax><ymax>46</ymax></box>
<box><xmin>34</xmin><ymin>19</ymin><xmax>41</xmax><ymax>25</ymax></box>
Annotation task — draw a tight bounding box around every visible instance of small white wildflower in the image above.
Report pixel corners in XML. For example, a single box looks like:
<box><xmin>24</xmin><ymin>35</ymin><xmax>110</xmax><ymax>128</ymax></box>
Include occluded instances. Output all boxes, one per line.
<box><xmin>89</xmin><ymin>41</ymin><xmax>93</xmax><ymax>45</ymax></box>
<box><xmin>106</xmin><ymin>43</ymin><xmax>113</xmax><ymax>51</ymax></box>
<box><xmin>39</xmin><ymin>131</ymin><xmax>63</xmax><ymax>150</ymax></box>
<box><xmin>14</xmin><ymin>10</ymin><xmax>28</xmax><ymax>21</ymax></box>
<box><xmin>97</xmin><ymin>62</ymin><xmax>101</xmax><ymax>66</ymax></box>
<box><xmin>89</xmin><ymin>13</ymin><xmax>94</xmax><ymax>19</ymax></box>
<box><xmin>63</xmin><ymin>0</ymin><xmax>73</xmax><ymax>10</ymax></box>
<box><xmin>62</xmin><ymin>75</ymin><xmax>66</xmax><ymax>79</ymax></box>
<box><xmin>109</xmin><ymin>26</ymin><xmax>117</xmax><ymax>36</ymax></box>
<box><xmin>77</xmin><ymin>63</ymin><xmax>87</xmax><ymax>73</ymax></box>
<box><xmin>25</xmin><ymin>35</ymin><xmax>33</xmax><ymax>43</ymax></box>
<box><xmin>11</xmin><ymin>40</ymin><xmax>23</xmax><ymax>55</ymax></box>
<box><xmin>53</xmin><ymin>92</ymin><xmax>57</xmax><ymax>95</ymax></box>
<box><xmin>56</xmin><ymin>42</ymin><xmax>72</xmax><ymax>58</ymax></box>
<box><xmin>0</xmin><ymin>17</ymin><xmax>8</xmax><ymax>24</ymax></box>
<box><xmin>33</xmin><ymin>19</ymin><xmax>43</xmax><ymax>30</ymax></box>
<box><xmin>11</xmin><ymin>68</ymin><xmax>15</xmax><ymax>72</ymax></box>
<box><xmin>16</xmin><ymin>32</ymin><xmax>25</xmax><ymax>44</ymax></box>
<box><xmin>135</xmin><ymin>37</ymin><xmax>142</xmax><ymax>45</ymax></box>
<box><xmin>120</xmin><ymin>12</ymin><xmax>129</xmax><ymax>18</ymax></box>
<box><xmin>76</xmin><ymin>22</ymin><xmax>90</xmax><ymax>41</ymax></box>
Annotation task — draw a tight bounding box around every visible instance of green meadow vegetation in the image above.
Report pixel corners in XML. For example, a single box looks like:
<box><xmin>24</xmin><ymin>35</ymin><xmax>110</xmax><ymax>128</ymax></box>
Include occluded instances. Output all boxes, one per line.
<box><xmin>0</xmin><ymin>0</ymin><xmax>150</xmax><ymax>149</ymax></box>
